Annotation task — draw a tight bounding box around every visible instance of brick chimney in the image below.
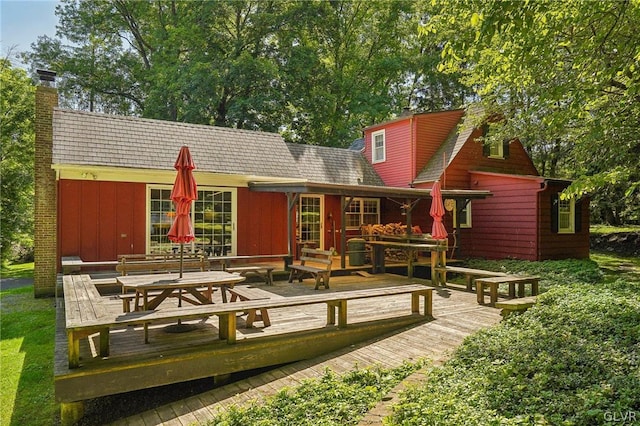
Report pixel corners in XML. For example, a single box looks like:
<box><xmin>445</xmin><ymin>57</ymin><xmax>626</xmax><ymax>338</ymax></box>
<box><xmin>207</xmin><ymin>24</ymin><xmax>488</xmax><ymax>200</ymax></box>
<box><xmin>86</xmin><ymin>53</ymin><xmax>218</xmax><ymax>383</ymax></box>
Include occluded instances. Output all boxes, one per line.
<box><xmin>34</xmin><ymin>70</ymin><xmax>58</xmax><ymax>297</ymax></box>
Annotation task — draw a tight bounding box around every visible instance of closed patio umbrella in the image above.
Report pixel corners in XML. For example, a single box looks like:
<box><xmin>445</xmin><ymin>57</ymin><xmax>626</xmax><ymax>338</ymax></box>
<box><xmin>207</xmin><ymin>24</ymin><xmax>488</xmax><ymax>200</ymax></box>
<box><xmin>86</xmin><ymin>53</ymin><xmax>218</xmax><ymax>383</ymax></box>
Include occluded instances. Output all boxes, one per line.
<box><xmin>166</xmin><ymin>146</ymin><xmax>198</xmax><ymax>332</ymax></box>
<box><xmin>168</xmin><ymin>145</ymin><xmax>198</xmax><ymax>278</ymax></box>
<box><xmin>430</xmin><ymin>180</ymin><xmax>448</xmax><ymax>240</ymax></box>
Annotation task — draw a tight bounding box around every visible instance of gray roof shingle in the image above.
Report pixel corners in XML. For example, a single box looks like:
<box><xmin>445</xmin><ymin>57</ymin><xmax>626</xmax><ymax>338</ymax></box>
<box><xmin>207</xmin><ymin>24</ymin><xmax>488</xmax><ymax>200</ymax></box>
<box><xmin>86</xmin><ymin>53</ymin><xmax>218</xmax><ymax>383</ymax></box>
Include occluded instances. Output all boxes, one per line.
<box><xmin>286</xmin><ymin>143</ymin><xmax>384</xmax><ymax>186</ymax></box>
<box><xmin>52</xmin><ymin>109</ymin><xmax>301</xmax><ymax>179</ymax></box>
<box><xmin>413</xmin><ymin>107</ymin><xmax>478</xmax><ymax>184</ymax></box>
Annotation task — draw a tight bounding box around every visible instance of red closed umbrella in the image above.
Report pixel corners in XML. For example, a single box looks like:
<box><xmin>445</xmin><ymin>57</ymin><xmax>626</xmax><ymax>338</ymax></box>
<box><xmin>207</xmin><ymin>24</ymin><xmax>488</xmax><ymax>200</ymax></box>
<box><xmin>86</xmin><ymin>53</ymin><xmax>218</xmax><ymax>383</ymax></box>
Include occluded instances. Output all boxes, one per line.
<box><xmin>430</xmin><ymin>180</ymin><xmax>448</xmax><ymax>240</ymax></box>
<box><xmin>168</xmin><ymin>146</ymin><xmax>198</xmax><ymax>277</ymax></box>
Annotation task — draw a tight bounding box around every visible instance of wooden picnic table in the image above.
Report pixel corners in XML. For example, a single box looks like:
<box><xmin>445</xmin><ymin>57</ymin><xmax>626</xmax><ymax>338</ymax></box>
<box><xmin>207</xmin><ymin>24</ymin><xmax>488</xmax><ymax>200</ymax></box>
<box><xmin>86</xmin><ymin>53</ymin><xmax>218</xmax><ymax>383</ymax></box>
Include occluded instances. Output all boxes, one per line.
<box><xmin>367</xmin><ymin>240</ymin><xmax>447</xmax><ymax>280</ymax></box>
<box><xmin>116</xmin><ymin>271</ymin><xmax>246</xmax><ymax>311</ymax></box>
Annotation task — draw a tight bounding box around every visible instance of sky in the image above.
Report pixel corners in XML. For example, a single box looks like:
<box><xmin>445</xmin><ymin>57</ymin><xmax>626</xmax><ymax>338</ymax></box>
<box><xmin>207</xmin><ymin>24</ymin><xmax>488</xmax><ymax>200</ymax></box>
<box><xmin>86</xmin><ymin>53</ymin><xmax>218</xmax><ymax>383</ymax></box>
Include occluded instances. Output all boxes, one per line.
<box><xmin>1</xmin><ymin>0</ymin><xmax>59</xmax><ymax>65</ymax></box>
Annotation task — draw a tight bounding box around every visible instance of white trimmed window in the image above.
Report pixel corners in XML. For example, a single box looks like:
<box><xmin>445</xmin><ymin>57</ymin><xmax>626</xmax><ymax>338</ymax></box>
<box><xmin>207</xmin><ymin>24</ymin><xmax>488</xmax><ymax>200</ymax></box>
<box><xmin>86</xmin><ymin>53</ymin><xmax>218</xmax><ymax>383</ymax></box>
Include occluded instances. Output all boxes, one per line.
<box><xmin>372</xmin><ymin>130</ymin><xmax>386</xmax><ymax>163</ymax></box>
<box><xmin>558</xmin><ymin>198</ymin><xmax>575</xmax><ymax>233</ymax></box>
<box><xmin>454</xmin><ymin>200</ymin><xmax>472</xmax><ymax>228</ymax></box>
<box><xmin>148</xmin><ymin>185</ymin><xmax>236</xmax><ymax>255</ymax></box>
<box><xmin>346</xmin><ymin>198</ymin><xmax>380</xmax><ymax>229</ymax></box>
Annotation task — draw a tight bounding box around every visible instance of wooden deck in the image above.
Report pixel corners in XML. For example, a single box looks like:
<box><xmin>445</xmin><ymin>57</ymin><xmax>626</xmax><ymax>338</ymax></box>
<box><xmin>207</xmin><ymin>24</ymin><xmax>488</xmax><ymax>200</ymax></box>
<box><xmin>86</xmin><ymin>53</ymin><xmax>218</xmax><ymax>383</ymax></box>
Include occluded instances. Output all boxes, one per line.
<box><xmin>55</xmin><ymin>270</ymin><xmax>501</xmax><ymax>425</ymax></box>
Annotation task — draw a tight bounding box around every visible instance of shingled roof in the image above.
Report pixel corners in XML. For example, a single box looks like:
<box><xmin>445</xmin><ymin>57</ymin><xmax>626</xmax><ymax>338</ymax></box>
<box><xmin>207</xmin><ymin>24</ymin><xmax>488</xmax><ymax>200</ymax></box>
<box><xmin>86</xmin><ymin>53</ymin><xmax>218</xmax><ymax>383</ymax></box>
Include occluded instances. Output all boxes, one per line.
<box><xmin>286</xmin><ymin>143</ymin><xmax>384</xmax><ymax>186</ymax></box>
<box><xmin>413</xmin><ymin>106</ymin><xmax>479</xmax><ymax>185</ymax></box>
<box><xmin>52</xmin><ymin>108</ymin><xmax>301</xmax><ymax>179</ymax></box>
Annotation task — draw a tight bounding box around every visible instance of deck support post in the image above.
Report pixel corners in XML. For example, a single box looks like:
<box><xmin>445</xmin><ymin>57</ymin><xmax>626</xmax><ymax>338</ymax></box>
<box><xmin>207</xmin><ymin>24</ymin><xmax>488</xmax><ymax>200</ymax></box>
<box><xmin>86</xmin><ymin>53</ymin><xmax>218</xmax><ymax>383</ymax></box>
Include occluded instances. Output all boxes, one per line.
<box><xmin>326</xmin><ymin>300</ymin><xmax>347</xmax><ymax>327</ymax></box>
<box><xmin>411</xmin><ymin>290</ymin><xmax>433</xmax><ymax>318</ymax></box>
<box><xmin>60</xmin><ymin>401</ymin><xmax>84</xmax><ymax>426</ymax></box>
<box><xmin>218</xmin><ymin>313</ymin><xmax>237</xmax><ymax>343</ymax></box>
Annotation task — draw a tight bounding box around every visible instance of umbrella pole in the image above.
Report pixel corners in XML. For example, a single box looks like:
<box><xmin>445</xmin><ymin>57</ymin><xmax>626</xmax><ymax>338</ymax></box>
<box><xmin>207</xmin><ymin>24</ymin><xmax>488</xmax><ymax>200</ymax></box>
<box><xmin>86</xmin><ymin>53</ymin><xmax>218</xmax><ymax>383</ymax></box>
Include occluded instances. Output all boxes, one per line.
<box><xmin>178</xmin><ymin>243</ymin><xmax>184</xmax><ymax>325</ymax></box>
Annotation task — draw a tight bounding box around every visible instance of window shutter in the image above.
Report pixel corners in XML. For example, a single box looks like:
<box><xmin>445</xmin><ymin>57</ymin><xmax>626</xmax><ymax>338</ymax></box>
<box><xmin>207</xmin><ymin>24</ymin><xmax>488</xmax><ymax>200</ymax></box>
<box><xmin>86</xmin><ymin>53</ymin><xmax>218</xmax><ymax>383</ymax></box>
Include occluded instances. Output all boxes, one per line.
<box><xmin>503</xmin><ymin>139</ymin><xmax>510</xmax><ymax>158</ymax></box>
<box><xmin>483</xmin><ymin>142</ymin><xmax>490</xmax><ymax>157</ymax></box>
<box><xmin>550</xmin><ymin>194</ymin><xmax>559</xmax><ymax>233</ymax></box>
<box><xmin>575</xmin><ymin>199</ymin><xmax>582</xmax><ymax>232</ymax></box>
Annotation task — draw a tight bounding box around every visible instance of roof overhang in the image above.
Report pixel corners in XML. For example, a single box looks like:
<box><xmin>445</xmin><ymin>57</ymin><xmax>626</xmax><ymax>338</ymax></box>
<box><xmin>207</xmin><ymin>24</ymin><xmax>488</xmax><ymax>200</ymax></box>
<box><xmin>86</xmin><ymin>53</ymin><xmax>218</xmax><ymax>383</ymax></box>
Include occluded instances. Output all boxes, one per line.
<box><xmin>249</xmin><ymin>181</ymin><xmax>492</xmax><ymax>200</ymax></box>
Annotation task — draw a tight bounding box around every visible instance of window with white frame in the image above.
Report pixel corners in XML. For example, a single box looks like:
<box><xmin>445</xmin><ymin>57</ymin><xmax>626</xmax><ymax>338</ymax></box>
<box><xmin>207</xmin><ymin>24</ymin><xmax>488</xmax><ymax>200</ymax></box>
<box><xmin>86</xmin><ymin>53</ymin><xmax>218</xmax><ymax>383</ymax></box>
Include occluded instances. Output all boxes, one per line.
<box><xmin>372</xmin><ymin>130</ymin><xmax>385</xmax><ymax>163</ymax></box>
<box><xmin>346</xmin><ymin>198</ymin><xmax>380</xmax><ymax>229</ymax></box>
<box><xmin>454</xmin><ymin>200</ymin><xmax>472</xmax><ymax>228</ymax></box>
<box><xmin>148</xmin><ymin>185</ymin><xmax>236</xmax><ymax>256</ymax></box>
<box><xmin>557</xmin><ymin>198</ymin><xmax>575</xmax><ymax>233</ymax></box>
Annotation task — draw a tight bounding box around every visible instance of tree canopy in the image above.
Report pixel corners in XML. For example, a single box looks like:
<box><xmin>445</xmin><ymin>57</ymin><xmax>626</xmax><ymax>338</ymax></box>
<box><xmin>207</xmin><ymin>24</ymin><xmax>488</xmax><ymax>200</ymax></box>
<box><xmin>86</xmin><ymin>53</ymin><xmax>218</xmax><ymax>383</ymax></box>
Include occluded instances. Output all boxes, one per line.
<box><xmin>424</xmin><ymin>0</ymin><xmax>640</xmax><ymax>223</ymax></box>
<box><xmin>24</xmin><ymin>0</ymin><xmax>466</xmax><ymax>147</ymax></box>
<box><xmin>1</xmin><ymin>59</ymin><xmax>35</xmax><ymax>262</ymax></box>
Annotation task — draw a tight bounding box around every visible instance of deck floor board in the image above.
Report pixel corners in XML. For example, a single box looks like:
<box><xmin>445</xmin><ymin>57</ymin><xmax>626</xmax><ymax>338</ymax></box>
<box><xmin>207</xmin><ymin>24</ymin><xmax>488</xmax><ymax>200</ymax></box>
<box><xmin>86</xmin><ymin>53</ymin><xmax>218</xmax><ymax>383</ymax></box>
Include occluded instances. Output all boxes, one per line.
<box><xmin>56</xmin><ymin>273</ymin><xmax>501</xmax><ymax>425</ymax></box>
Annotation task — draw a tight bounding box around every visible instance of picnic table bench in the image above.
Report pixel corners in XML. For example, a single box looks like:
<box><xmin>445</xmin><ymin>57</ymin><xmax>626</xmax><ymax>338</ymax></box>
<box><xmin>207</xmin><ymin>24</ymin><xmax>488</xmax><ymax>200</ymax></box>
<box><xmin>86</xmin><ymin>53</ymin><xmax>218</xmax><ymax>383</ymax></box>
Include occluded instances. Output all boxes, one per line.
<box><xmin>62</xmin><ymin>278</ymin><xmax>433</xmax><ymax>368</ymax></box>
<box><xmin>226</xmin><ymin>265</ymin><xmax>275</xmax><ymax>286</ymax></box>
<box><xmin>227</xmin><ymin>285</ymin><xmax>283</xmax><ymax>327</ymax></box>
<box><xmin>476</xmin><ymin>276</ymin><xmax>540</xmax><ymax>306</ymax></box>
<box><xmin>433</xmin><ymin>265</ymin><xmax>508</xmax><ymax>290</ymax></box>
<box><xmin>288</xmin><ymin>248</ymin><xmax>333</xmax><ymax>289</ymax></box>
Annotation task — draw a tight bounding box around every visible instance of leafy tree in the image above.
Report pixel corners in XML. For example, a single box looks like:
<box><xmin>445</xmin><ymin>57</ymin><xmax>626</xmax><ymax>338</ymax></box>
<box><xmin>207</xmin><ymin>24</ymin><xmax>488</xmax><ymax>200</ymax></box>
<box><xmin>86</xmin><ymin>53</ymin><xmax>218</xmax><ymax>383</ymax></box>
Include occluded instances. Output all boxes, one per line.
<box><xmin>0</xmin><ymin>59</ymin><xmax>35</xmax><ymax>263</ymax></box>
<box><xmin>25</xmin><ymin>0</ymin><xmax>466</xmax><ymax>147</ymax></box>
<box><xmin>423</xmin><ymin>0</ymin><xmax>640</xmax><ymax>223</ymax></box>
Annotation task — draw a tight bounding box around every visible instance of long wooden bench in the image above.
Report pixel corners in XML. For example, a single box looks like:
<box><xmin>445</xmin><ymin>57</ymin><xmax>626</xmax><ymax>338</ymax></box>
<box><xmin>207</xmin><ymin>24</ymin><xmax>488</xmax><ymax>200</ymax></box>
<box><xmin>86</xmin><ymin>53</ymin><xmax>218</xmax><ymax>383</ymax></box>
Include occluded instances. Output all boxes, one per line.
<box><xmin>288</xmin><ymin>248</ymin><xmax>333</xmax><ymax>290</ymax></box>
<box><xmin>433</xmin><ymin>265</ymin><xmax>508</xmax><ymax>290</ymax></box>
<box><xmin>226</xmin><ymin>265</ymin><xmax>275</xmax><ymax>286</ymax></box>
<box><xmin>63</xmin><ymin>284</ymin><xmax>433</xmax><ymax>368</ymax></box>
<box><xmin>227</xmin><ymin>285</ymin><xmax>282</xmax><ymax>327</ymax></box>
<box><xmin>475</xmin><ymin>276</ymin><xmax>540</xmax><ymax>306</ymax></box>
<box><xmin>209</xmin><ymin>254</ymin><xmax>289</xmax><ymax>269</ymax></box>
<box><xmin>62</xmin><ymin>275</ymin><xmax>110</xmax><ymax>368</ymax></box>
<box><xmin>116</xmin><ymin>254</ymin><xmax>209</xmax><ymax>276</ymax></box>
<box><xmin>495</xmin><ymin>296</ymin><xmax>538</xmax><ymax>319</ymax></box>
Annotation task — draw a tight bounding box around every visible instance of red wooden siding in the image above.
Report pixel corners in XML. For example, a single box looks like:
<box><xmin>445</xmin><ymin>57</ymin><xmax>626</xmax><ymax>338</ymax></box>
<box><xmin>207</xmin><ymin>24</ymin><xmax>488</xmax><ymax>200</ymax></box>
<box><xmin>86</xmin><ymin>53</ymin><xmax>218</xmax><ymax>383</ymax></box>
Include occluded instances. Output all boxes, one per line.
<box><xmin>443</xmin><ymin>133</ymin><xmax>539</xmax><ymax>190</ymax></box>
<box><xmin>58</xmin><ymin>180</ymin><xmax>146</xmax><ymax>263</ymax></box>
<box><xmin>236</xmin><ymin>188</ymin><xmax>288</xmax><ymax>255</ymax></box>
<box><xmin>365</xmin><ymin>119</ymin><xmax>414</xmax><ymax>187</ymax></box>
<box><xmin>414</xmin><ymin>110</ymin><xmax>464</xmax><ymax>178</ymax></box>
<box><xmin>537</xmin><ymin>182</ymin><xmax>590</xmax><ymax>259</ymax></box>
<box><xmin>463</xmin><ymin>173</ymin><xmax>541</xmax><ymax>260</ymax></box>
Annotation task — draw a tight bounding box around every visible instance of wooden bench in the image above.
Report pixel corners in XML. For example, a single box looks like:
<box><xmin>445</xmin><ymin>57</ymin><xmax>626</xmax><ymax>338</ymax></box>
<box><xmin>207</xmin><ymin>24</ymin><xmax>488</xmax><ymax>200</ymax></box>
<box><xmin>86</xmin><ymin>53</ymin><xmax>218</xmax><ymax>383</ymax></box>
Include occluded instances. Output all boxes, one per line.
<box><xmin>116</xmin><ymin>254</ymin><xmax>209</xmax><ymax>276</ymax></box>
<box><xmin>226</xmin><ymin>265</ymin><xmax>275</xmax><ymax>286</ymax></box>
<box><xmin>118</xmin><ymin>289</ymin><xmax>219</xmax><ymax>313</ymax></box>
<box><xmin>209</xmin><ymin>254</ymin><xmax>289</xmax><ymax>269</ymax></box>
<box><xmin>288</xmin><ymin>248</ymin><xmax>333</xmax><ymax>289</ymax></box>
<box><xmin>227</xmin><ymin>285</ymin><xmax>282</xmax><ymax>327</ymax></box>
<box><xmin>475</xmin><ymin>276</ymin><xmax>540</xmax><ymax>306</ymax></box>
<box><xmin>64</xmin><ymin>284</ymin><xmax>433</xmax><ymax>367</ymax></box>
<box><xmin>62</xmin><ymin>274</ymin><xmax>110</xmax><ymax>368</ymax></box>
<box><xmin>433</xmin><ymin>265</ymin><xmax>508</xmax><ymax>291</ymax></box>
<box><xmin>495</xmin><ymin>296</ymin><xmax>538</xmax><ymax>319</ymax></box>
<box><xmin>61</xmin><ymin>256</ymin><xmax>119</xmax><ymax>274</ymax></box>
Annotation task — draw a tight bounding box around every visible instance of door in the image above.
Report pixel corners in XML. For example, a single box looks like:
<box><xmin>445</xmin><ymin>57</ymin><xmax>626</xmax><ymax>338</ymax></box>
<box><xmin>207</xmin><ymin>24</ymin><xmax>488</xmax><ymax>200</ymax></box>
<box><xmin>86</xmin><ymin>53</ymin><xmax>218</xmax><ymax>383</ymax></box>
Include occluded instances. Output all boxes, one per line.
<box><xmin>298</xmin><ymin>195</ymin><xmax>324</xmax><ymax>252</ymax></box>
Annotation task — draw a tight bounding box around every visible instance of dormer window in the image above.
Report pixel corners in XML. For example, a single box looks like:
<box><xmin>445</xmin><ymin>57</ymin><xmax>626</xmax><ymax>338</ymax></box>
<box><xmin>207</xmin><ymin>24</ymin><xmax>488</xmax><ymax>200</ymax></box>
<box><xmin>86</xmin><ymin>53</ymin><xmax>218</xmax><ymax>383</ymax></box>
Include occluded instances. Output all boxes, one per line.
<box><xmin>488</xmin><ymin>141</ymin><xmax>504</xmax><ymax>159</ymax></box>
<box><xmin>372</xmin><ymin>130</ymin><xmax>386</xmax><ymax>163</ymax></box>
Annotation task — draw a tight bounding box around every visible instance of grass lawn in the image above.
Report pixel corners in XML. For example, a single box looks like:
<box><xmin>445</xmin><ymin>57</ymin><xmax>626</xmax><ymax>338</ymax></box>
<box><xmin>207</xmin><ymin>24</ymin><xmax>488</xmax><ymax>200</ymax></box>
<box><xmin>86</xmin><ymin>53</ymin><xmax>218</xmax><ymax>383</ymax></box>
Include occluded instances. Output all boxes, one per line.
<box><xmin>0</xmin><ymin>284</ymin><xmax>57</xmax><ymax>426</ymax></box>
<box><xmin>0</xmin><ymin>262</ymin><xmax>34</xmax><ymax>279</ymax></box>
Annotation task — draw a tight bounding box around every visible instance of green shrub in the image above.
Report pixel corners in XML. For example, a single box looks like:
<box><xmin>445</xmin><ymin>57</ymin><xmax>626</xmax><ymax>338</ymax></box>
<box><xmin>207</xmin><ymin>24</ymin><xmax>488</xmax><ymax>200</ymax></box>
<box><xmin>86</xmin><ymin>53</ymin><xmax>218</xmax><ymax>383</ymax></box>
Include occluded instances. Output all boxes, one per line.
<box><xmin>388</xmin><ymin>280</ymin><xmax>640</xmax><ymax>425</ymax></box>
<box><xmin>207</xmin><ymin>361</ymin><xmax>424</xmax><ymax>426</ymax></box>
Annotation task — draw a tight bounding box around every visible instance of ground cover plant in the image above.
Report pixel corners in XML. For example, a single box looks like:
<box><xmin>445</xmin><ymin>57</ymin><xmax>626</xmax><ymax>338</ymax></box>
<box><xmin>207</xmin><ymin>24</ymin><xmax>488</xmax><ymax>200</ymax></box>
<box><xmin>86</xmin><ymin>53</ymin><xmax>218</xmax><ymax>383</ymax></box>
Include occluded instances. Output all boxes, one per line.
<box><xmin>205</xmin><ymin>361</ymin><xmax>424</xmax><ymax>426</ymax></box>
<box><xmin>388</xmin><ymin>261</ymin><xmax>640</xmax><ymax>425</ymax></box>
<box><xmin>0</xmin><ymin>284</ymin><xmax>56</xmax><ymax>426</ymax></box>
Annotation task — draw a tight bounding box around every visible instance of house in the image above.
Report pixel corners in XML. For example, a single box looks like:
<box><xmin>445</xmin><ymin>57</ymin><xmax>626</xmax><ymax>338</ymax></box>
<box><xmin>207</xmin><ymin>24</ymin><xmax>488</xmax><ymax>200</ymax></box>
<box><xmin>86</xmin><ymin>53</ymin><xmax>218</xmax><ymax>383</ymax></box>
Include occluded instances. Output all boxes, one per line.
<box><xmin>33</xmin><ymin>72</ymin><xmax>588</xmax><ymax>297</ymax></box>
<box><xmin>361</xmin><ymin>109</ymin><xmax>590</xmax><ymax>261</ymax></box>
